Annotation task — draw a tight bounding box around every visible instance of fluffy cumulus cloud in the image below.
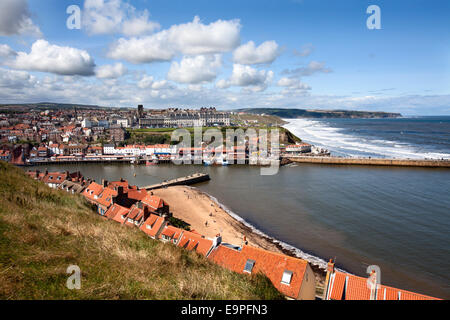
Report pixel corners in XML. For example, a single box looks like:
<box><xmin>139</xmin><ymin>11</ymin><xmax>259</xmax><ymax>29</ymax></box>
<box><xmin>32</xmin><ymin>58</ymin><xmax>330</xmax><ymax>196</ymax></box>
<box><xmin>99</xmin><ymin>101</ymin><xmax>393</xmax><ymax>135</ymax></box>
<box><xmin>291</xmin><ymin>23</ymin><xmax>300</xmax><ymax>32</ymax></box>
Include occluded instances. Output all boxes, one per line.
<box><xmin>217</xmin><ymin>64</ymin><xmax>274</xmax><ymax>92</ymax></box>
<box><xmin>167</xmin><ymin>54</ymin><xmax>222</xmax><ymax>84</ymax></box>
<box><xmin>233</xmin><ymin>41</ymin><xmax>280</xmax><ymax>65</ymax></box>
<box><xmin>6</xmin><ymin>40</ymin><xmax>96</xmax><ymax>76</ymax></box>
<box><xmin>0</xmin><ymin>0</ymin><xmax>42</xmax><ymax>37</ymax></box>
<box><xmin>277</xmin><ymin>77</ymin><xmax>311</xmax><ymax>93</ymax></box>
<box><xmin>83</xmin><ymin>0</ymin><xmax>160</xmax><ymax>36</ymax></box>
<box><xmin>0</xmin><ymin>68</ymin><xmax>36</xmax><ymax>89</ymax></box>
<box><xmin>108</xmin><ymin>16</ymin><xmax>241</xmax><ymax>63</ymax></box>
<box><xmin>95</xmin><ymin>62</ymin><xmax>127</xmax><ymax>79</ymax></box>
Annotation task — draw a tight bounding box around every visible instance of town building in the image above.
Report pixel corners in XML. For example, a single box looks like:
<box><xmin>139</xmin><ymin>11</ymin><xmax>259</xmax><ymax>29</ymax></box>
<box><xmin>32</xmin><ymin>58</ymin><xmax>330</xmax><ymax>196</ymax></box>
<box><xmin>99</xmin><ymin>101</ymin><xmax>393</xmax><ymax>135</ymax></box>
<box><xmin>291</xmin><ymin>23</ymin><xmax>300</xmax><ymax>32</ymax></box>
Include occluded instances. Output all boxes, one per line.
<box><xmin>322</xmin><ymin>259</ymin><xmax>439</xmax><ymax>300</ymax></box>
<box><xmin>208</xmin><ymin>244</ymin><xmax>316</xmax><ymax>300</ymax></box>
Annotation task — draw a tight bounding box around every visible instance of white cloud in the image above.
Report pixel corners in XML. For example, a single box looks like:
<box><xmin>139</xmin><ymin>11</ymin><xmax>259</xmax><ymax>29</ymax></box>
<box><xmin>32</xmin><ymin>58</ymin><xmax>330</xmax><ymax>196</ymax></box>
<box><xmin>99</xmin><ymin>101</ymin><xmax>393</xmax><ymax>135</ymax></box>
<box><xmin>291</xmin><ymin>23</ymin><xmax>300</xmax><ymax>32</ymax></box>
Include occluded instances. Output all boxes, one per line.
<box><xmin>217</xmin><ymin>64</ymin><xmax>274</xmax><ymax>92</ymax></box>
<box><xmin>138</xmin><ymin>75</ymin><xmax>173</xmax><ymax>91</ymax></box>
<box><xmin>294</xmin><ymin>43</ymin><xmax>314</xmax><ymax>57</ymax></box>
<box><xmin>95</xmin><ymin>63</ymin><xmax>127</xmax><ymax>79</ymax></box>
<box><xmin>83</xmin><ymin>0</ymin><xmax>160</xmax><ymax>36</ymax></box>
<box><xmin>109</xmin><ymin>33</ymin><xmax>175</xmax><ymax>64</ymax></box>
<box><xmin>167</xmin><ymin>54</ymin><xmax>222</xmax><ymax>84</ymax></box>
<box><xmin>233</xmin><ymin>41</ymin><xmax>280</xmax><ymax>65</ymax></box>
<box><xmin>108</xmin><ymin>16</ymin><xmax>241</xmax><ymax>63</ymax></box>
<box><xmin>0</xmin><ymin>0</ymin><xmax>42</xmax><ymax>37</ymax></box>
<box><xmin>0</xmin><ymin>68</ymin><xmax>36</xmax><ymax>89</ymax></box>
<box><xmin>138</xmin><ymin>75</ymin><xmax>154</xmax><ymax>89</ymax></box>
<box><xmin>283</xmin><ymin>60</ymin><xmax>332</xmax><ymax>77</ymax></box>
<box><xmin>0</xmin><ymin>44</ymin><xmax>17</xmax><ymax>59</ymax></box>
<box><xmin>6</xmin><ymin>40</ymin><xmax>96</xmax><ymax>76</ymax></box>
<box><xmin>277</xmin><ymin>77</ymin><xmax>311</xmax><ymax>90</ymax></box>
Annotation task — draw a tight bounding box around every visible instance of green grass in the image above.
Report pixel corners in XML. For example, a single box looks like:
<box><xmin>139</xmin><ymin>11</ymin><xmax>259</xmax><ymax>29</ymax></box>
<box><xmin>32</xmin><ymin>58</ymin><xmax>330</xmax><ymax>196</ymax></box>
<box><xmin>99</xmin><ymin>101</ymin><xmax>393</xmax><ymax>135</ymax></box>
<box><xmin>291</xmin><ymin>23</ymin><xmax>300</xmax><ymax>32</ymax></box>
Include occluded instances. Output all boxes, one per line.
<box><xmin>125</xmin><ymin>126</ymin><xmax>301</xmax><ymax>146</ymax></box>
<box><xmin>0</xmin><ymin>161</ymin><xmax>284</xmax><ymax>300</ymax></box>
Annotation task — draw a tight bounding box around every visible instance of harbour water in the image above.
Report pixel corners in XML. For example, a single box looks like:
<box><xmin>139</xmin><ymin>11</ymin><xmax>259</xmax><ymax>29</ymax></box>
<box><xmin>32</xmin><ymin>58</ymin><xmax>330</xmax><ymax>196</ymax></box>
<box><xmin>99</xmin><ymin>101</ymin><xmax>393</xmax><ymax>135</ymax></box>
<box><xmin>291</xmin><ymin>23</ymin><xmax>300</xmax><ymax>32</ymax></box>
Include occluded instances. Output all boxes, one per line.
<box><xmin>31</xmin><ymin>162</ymin><xmax>450</xmax><ymax>299</ymax></box>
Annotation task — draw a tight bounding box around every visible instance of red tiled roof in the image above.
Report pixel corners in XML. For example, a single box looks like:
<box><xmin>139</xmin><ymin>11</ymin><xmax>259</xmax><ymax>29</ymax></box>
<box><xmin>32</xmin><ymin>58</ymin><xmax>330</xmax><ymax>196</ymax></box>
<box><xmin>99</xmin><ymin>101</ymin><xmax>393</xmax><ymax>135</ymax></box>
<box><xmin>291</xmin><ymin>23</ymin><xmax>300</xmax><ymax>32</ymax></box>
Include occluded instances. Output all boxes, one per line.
<box><xmin>140</xmin><ymin>214</ymin><xmax>165</xmax><ymax>238</ymax></box>
<box><xmin>127</xmin><ymin>205</ymin><xmax>143</xmax><ymax>221</ymax></box>
<box><xmin>42</xmin><ymin>172</ymin><xmax>68</xmax><ymax>184</ymax></box>
<box><xmin>329</xmin><ymin>272</ymin><xmax>346</xmax><ymax>300</ymax></box>
<box><xmin>209</xmin><ymin>244</ymin><xmax>308</xmax><ymax>299</ymax></box>
<box><xmin>127</xmin><ymin>189</ymin><xmax>148</xmax><ymax>201</ymax></box>
<box><xmin>95</xmin><ymin>187</ymin><xmax>118</xmax><ymax>208</ymax></box>
<box><xmin>142</xmin><ymin>194</ymin><xmax>167</xmax><ymax>210</ymax></box>
<box><xmin>158</xmin><ymin>225</ymin><xmax>183</xmax><ymax>241</ymax></box>
<box><xmin>327</xmin><ymin>271</ymin><xmax>441</xmax><ymax>300</ymax></box>
<box><xmin>82</xmin><ymin>182</ymin><xmax>104</xmax><ymax>202</ymax></box>
<box><xmin>177</xmin><ymin>231</ymin><xmax>213</xmax><ymax>257</ymax></box>
<box><xmin>345</xmin><ymin>274</ymin><xmax>371</xmax><ymax>300</ymax></box>
<box><xmin>105</xmin><ymin>203</ymin><xmax>129</xmax><ymax>220</ymax></box>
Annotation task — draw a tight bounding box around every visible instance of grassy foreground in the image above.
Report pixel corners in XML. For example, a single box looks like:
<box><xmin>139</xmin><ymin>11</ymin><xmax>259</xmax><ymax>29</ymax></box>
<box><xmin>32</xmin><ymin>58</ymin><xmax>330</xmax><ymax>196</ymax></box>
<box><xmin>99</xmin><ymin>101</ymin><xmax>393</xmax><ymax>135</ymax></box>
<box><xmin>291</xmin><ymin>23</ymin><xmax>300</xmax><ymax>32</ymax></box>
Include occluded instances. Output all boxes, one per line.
<box><xmin>0</xmin><ymin>162</ymin><xmax>283</xmax><ymax>300</ymax></box>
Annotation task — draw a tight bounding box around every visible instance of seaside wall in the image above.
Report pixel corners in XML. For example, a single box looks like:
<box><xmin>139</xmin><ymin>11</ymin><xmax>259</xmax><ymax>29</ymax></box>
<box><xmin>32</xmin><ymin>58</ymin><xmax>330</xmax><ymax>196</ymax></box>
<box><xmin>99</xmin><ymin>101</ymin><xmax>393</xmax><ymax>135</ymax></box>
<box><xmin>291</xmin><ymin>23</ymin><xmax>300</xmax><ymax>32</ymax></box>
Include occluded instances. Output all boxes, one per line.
<box><xmin>287</xmin><ymin>156</ymin><xmax>450</xmax><ymax>168</ymax></box>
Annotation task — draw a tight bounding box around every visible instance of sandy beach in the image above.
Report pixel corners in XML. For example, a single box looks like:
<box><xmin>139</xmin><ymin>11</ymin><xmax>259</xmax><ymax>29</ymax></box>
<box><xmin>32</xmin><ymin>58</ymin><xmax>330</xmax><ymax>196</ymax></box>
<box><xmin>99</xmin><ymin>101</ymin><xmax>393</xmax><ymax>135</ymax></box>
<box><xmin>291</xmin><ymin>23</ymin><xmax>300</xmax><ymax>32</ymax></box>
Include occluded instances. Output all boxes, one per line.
<box><xmin>152</xmin><ymin>186</ymin><xmax>282</xmax><ymax>252</ymax></box>
<box><xmin>152</xmin><ymin>185</ymin><xmax>325</xmax><ymax>288</ymax></box>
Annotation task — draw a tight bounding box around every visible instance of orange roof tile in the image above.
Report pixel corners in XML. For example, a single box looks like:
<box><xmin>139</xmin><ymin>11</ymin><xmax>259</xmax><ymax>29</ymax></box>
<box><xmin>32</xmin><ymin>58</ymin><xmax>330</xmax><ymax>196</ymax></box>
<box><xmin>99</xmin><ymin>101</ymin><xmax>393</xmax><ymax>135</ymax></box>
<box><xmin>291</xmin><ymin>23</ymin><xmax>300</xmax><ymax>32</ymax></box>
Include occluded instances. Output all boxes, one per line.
<box><xmin>329</xmin><ymin>271</ymin><xmax>441</xmax><ymax>300</ymax></box>
<box><xmin>82</xmin><ymin>182</ymin><xmax>104</xmax><ymax>202</ymax></box>
<box><xmin>105</xmin><ymin>204</ymin><xmax>129</xmax><ymax>220</ymax></box>
<box><xmin>95</xmin><ymin>187</ymin><xmax>118</xmax><ymax>208</ymax></box>
<box><xmin>329</xmin><ymin>272</ymin><xmax>346</xmax><ymax>300</ymax></box>
<box><xmin>159</xmin><ymin>225</ymin><xmax>183</xmax><ymax>241</ymax></box>
<box><xmin>142</xmin><ymin>194</ymin><xmax>167</xmax><ymax>210</ymax></box>
<box><xmin>140</xmin><ymin>214</ymin><xmax>165</xmax><ymax>238</ymax></box>
<box><xmin>177</xmin><ymin>231</ymin><xmax>213</xmax><ymax>257</ymax></box>
<box><xmin>209</xmin><ymin>244</ymin><xmax>308</xmax><ymax>299</ymax></box>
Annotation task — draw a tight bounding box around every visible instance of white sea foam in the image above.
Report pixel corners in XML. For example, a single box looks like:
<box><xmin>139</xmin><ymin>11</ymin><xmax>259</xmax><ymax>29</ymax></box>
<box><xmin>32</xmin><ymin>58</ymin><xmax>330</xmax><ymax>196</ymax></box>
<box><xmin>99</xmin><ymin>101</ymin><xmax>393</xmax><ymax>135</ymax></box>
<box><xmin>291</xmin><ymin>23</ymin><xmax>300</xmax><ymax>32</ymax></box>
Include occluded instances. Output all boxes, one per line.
<box><xmin>283</xmin><ymin>119</ymin><xmax>450</xmax><ymax>159</ymax></box>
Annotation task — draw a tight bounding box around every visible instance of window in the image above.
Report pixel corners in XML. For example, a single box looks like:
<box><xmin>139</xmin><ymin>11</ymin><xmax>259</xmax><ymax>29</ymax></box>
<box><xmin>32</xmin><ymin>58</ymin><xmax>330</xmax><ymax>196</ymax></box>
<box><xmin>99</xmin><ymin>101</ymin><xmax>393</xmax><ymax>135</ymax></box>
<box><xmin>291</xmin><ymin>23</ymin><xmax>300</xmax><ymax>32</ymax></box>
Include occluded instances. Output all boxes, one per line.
<box><xmin>281</xmin><ymin>270</ymin><xmax>293</xmax><ymax>285</ymax></box>
<box><xmin>243</xmin><ymin>259</ymin><xmax>255</xmax><ymax>273</ymax></box>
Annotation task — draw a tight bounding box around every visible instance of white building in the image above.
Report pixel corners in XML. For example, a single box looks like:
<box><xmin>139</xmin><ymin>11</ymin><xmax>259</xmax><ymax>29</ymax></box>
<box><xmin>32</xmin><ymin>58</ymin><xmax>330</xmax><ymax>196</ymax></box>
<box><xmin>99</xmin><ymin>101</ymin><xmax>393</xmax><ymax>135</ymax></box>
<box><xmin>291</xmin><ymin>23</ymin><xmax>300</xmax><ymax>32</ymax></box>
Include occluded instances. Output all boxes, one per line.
<box><xmin>103</xmin><ymin>144</ymin><xmax>116</xmax><ymax>155</ymax></box>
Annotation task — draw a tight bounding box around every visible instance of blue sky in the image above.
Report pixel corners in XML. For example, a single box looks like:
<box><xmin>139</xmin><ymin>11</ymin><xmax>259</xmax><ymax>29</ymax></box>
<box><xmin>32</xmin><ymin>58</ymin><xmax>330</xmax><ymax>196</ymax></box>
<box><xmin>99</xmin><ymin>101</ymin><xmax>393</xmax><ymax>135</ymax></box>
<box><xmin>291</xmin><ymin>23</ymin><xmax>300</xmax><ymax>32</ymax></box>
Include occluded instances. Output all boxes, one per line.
<box><xmin>0</xmin><ymin>0</ymin><xmax>449</xmax><ymax>115</ymax></box>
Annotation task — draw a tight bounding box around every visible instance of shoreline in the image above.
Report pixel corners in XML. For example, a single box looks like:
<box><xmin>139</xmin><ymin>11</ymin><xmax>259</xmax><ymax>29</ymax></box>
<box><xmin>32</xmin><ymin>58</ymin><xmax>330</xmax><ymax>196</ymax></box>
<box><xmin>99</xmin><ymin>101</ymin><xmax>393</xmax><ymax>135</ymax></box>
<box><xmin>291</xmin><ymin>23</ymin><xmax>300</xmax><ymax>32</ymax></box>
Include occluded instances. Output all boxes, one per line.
<box><xmin>151</xmin><ymin>185</ymin><xmax>327</xmax><ymax>289</ymax></box>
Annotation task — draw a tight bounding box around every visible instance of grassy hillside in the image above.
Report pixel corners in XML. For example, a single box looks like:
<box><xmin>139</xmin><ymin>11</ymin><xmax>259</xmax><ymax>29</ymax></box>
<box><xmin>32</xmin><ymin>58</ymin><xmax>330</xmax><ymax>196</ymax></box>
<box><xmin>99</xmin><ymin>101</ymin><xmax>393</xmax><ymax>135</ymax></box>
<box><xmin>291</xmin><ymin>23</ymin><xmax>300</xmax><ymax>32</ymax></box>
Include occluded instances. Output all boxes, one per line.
<box><xmin>125</xmin><ymin>126</ymin><xmax>301</xmax><ymax>146</ymax></box>
<box><xmin>0</xmin><ymin>162</ymin><xmax>283</xmax><ymax>300</ymax></box>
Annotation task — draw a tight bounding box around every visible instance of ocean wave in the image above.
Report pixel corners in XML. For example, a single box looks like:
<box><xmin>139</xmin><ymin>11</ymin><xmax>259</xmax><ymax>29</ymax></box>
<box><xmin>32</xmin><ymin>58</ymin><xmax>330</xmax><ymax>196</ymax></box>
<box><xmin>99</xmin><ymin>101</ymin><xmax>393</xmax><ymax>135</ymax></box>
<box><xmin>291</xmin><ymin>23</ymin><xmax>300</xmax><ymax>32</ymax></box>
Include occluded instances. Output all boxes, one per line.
<box><xmin>187</xmin><ymin>186</ymin><xmax>347</xmax><ymax>272</ymax></box>
<box><xmin>283</xmin><ymin>118</ymin><xmax>450</xmax><ymax>160</ymax></box>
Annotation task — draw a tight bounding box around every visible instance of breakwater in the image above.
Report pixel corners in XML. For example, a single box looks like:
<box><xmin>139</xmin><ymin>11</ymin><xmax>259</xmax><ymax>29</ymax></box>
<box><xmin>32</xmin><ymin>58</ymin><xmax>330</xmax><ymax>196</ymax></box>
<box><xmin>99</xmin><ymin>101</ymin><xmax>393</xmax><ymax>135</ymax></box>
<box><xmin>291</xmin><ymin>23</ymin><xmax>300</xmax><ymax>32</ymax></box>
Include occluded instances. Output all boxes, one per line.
<box><xmin>143</xmin><ymin>173</ymin><xmax>211</xmax><ymax>190</ymax></box>
<box><xmin>287</xmin><ymin>156</ymin><xmax>450</xmax><ymax>168</ymax></box>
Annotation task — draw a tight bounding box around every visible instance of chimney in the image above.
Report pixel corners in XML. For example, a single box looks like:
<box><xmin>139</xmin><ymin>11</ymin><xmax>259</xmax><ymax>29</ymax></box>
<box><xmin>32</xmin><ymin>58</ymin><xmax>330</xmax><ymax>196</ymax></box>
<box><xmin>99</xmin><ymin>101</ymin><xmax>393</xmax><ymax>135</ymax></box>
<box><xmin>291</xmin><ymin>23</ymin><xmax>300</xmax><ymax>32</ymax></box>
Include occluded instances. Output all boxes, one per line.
<box><xmin>241</xmin><ymin>235</ymin><xmax>248</xmax><ymax>248</ymax></box>
<box><xmin>117</xmin><ymin>186</ymin><xmax>124</xmax><ymax>196</ymax></box>
<box><xmin>45</xmin><ymin>168</ymin><xmax>48</xmax><ymax>176</ymax></box>
<box><xmin>322</xmin><ymin>259</ymin><xmax>336</xmax><ymax>300</ymax></box>
<box><xmin>213</xmin><ymin>234</ymin><xmax>222</xmax><ymax>248</ymax></box>
<box><xmin>102</xmin><ymin>179</ymin><xmax>108</xmax><ymax>187</ymax></box>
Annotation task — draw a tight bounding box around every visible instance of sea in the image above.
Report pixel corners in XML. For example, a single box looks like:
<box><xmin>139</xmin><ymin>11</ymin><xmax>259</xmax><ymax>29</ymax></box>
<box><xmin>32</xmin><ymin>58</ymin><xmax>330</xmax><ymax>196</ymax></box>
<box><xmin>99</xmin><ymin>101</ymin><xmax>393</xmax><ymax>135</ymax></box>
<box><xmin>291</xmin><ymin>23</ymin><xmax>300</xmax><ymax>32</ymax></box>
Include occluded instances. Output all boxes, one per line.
<box><xmin>283</xmin><ymin>116</ymin><xmax>450</xmax><ymax>159</ymax></box>
<box><xmin>30</xmin><ymin>116</ymin><xmax>450</xmax><ymax>299</ymax></box>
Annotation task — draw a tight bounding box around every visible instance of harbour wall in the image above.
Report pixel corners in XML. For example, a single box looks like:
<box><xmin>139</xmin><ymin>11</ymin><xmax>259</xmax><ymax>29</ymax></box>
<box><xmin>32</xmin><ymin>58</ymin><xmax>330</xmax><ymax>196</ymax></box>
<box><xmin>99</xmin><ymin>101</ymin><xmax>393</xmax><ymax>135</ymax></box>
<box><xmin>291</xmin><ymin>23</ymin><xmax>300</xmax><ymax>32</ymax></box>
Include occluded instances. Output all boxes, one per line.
<box><xmin>287</xmin><ymin>156</ymin><xmax>450</xmax><ymax>168</ymax></box>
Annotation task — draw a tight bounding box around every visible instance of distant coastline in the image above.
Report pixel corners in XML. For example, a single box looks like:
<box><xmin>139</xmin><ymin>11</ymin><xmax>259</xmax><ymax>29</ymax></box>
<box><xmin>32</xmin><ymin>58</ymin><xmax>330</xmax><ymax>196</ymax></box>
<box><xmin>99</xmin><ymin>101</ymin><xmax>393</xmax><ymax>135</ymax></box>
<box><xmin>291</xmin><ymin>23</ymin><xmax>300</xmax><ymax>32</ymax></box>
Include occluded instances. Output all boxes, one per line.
<box><xmin>237</xmin><ymin>107</ymin><xmax>402</xmax><ymax>119</ymax></box>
